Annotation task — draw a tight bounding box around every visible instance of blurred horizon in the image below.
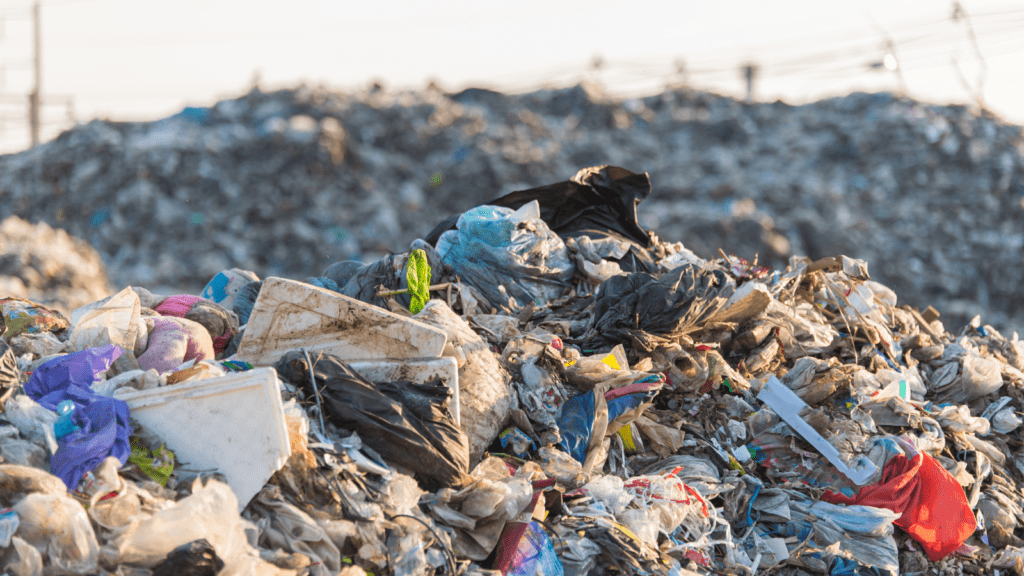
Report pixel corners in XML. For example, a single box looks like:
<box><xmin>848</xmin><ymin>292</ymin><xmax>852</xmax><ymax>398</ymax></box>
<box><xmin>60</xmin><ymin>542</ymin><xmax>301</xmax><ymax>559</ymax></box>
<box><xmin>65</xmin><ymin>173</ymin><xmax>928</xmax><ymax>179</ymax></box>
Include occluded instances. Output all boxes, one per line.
<box><xmin>0</xmin><ymin>0</ymin><xmax>1022</xmax><ymax>154</ymax></box>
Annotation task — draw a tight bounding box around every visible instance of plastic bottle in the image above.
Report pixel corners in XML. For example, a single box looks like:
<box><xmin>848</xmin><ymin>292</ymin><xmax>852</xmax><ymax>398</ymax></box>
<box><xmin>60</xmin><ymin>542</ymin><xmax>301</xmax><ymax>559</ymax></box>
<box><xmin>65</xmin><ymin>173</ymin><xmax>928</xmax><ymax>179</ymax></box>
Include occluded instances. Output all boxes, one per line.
<box><xmin>53</xmin><ymin>400</ymin><xmax>81</xmax><ymax>440</ymax></box>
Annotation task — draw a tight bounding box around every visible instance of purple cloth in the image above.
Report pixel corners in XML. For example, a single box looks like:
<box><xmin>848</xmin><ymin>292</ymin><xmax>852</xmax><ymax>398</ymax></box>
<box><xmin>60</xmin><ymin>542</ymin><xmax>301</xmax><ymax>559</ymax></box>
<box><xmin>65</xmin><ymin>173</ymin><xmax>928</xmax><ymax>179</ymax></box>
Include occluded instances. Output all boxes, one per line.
<box><xmin>24</xmin><ymin>344</ymin><xmax>132</xmax><ymax>491</ymax></box>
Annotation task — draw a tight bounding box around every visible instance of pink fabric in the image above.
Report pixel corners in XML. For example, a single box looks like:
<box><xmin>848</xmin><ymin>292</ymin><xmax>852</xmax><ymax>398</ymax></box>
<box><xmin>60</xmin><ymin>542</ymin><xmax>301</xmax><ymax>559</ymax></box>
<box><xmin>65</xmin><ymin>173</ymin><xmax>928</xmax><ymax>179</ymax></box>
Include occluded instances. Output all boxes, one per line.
<box><xmin>154</xmin><ymin>295</ymin><xmax>233</xmax><ymax>356</ymax></box>
<box><xmin>137</xmin><ymin>317</ymin><xmax>214</xmax><ymax>374</ymax></box>
<box><xmin>153</xmin><ymin>295</ymin><xmax>202</xmax><ymax>318</ymax></box>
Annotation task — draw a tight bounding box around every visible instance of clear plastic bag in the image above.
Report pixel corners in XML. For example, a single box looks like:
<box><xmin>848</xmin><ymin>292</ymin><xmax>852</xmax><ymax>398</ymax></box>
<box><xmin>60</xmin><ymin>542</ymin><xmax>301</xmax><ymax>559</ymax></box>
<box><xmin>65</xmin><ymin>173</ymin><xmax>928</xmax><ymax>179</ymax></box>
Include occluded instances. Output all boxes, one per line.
<box><xmin>584</xmin><ymin>475</ymin><xmax>633</xmax><ymax>515</ymax></box>
<box><xmin>12</xmin><ymin>492</ymin><xmax>100</xmax><ymax>575</ymax></box>
<box><xmin>249</xmin><ymin>486</ymin><xmax>342</xmax><ymax>575</ymax></box>
<box><xmin>66</xmin><ymin>286</ymin><xmax>142</xmax><ymax>353</ymax></box>
<box><xmin>111</xmin><ymin>479</ymin><xmax>280</xmax><ymax>575</ymax></box>
<box><xmin>0</xmin><ymin>536</ymin><xmax>43</xmax><ymax>576</ymax></box>
<box><xmin>0</xmin><ymin>427</ymin><xmax>48</xmax><ymax>470</ymax></box>
<box><xmin>435</xmin><ymin>201</ymin><xmax>574</xmax><ymax>311</ymax></box>
<box><xmin>3</xmin><ymin>395</ymin><xmax>58</xmax><ymax>454</ymax></box>
<box><xmin>0</xmin><ymin>464</ymin><xmax>68</xmax><ymax>502</ymax></box>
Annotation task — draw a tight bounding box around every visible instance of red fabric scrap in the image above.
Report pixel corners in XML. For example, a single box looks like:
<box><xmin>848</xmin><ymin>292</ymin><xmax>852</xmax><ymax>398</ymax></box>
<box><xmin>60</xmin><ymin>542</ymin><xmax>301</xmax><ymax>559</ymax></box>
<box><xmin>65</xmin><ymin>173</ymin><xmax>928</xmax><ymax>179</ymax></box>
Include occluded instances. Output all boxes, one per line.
<box><xmin>822</xmin><ymin>451</ymin><xmax>974</xmax><ymax>561</ymax></box>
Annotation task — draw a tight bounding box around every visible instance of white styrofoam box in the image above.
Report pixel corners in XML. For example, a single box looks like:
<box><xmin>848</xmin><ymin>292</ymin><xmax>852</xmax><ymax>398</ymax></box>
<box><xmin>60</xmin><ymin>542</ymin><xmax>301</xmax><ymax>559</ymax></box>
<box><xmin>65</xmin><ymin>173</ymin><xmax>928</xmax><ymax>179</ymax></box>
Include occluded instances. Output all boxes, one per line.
<box><xmin>348</xmin><ymin>356</ymin><xmax>460</xmax><ymax>425</ymax></box>
<box><xmin>120</xmin><ymin>367</ymin><xmax>290</xmax><ymax>510</ymax></box>
<box><xmin>233</xmin><ymin>277</ymin><xmax>447</xmax><ymax>366</ymax></box>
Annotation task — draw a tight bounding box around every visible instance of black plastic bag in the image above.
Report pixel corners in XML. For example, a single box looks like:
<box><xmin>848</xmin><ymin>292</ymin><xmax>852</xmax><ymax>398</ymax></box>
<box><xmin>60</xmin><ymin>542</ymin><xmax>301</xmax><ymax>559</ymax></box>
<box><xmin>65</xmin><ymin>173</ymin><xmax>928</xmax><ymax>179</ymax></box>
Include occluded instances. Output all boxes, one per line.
<box><xmin>275</xmin><ymin>350</ymin><xmax>469</xmax><ymax>492</ymax></box>
<box><xmin>151</xmin><ymin>539</ymin><xmax>224</xmax><ymax>576</ymax></box>
<box><xmin>585</xmin><ymin>263</ymin><xmax>735</xmax><ymax>352</ymax></box>
<box><xmin>425</xmin><ymin>165</ymin><xmax>658</xmax><ymax>272</ymax></box>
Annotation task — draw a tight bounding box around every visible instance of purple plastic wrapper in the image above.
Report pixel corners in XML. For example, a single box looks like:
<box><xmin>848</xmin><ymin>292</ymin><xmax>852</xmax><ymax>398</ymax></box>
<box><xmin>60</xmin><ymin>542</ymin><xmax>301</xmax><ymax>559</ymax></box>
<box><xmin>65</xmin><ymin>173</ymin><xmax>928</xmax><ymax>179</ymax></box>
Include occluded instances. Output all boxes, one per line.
<box><xmin>24</xmin><ymin>344</ymin><xmax>132</xmax><ymax>491</ymax></box>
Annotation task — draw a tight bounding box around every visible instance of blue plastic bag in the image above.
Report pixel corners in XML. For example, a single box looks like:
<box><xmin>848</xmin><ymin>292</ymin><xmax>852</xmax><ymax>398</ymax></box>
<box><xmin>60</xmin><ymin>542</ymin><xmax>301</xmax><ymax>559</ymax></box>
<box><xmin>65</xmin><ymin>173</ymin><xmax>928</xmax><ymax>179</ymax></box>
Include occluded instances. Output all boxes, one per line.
<box><xmin>24</xmin><ymin>344</ymin><xmax>132</xmax><ymax>491</ymax></box>
<box><xmin>557</xmin><ymin>373</ymin><xmax>665</xmax><ymax>466</ymax></box>
<box><xmin>435</xmin><ymin>201</ymin><xmax>574</xmax><ymax>310</ymax></box>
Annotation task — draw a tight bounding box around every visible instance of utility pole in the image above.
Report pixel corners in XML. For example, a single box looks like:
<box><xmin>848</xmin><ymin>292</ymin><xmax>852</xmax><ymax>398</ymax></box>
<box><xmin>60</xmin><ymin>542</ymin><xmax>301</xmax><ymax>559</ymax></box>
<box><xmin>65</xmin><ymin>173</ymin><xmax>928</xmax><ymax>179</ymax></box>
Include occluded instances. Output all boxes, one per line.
<box><xmin>742</xmin><ymin>63</ymin><xmax>758</xmax><ymax>103</ymax></box>
<box><xmin>29</xmin><ymin>0</ymin><xmax>40</xmax><ymax>147</ymax></box>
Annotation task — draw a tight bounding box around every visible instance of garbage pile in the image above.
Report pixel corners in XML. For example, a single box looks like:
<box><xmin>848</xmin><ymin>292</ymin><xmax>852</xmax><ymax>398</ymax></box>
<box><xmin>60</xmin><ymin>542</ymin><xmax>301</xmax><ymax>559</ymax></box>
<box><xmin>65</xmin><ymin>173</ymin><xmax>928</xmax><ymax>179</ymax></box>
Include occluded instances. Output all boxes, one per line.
<box><xmin>0</xmin><ymin>83</ymin><xmax>1022</xmax><ymax>333</ymax></box>
<box><xmin>3</xmin><ymin>165</ymin><xmax>1024</xmax><ymax>575</ymax></box>
<box><xmin>0</xmin><ymin>215</ymin><xmax>113</xmax><ymax>314</ymax></box>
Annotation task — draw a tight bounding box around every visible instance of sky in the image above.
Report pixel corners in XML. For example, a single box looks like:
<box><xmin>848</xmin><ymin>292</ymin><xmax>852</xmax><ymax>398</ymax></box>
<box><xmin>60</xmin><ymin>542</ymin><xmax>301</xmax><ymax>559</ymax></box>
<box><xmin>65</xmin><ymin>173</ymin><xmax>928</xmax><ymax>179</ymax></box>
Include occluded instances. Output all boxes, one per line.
<box><xmin>0</xmin><ymin>0</ymin><xmax>1021</xmax><ymax>153</ymax></box>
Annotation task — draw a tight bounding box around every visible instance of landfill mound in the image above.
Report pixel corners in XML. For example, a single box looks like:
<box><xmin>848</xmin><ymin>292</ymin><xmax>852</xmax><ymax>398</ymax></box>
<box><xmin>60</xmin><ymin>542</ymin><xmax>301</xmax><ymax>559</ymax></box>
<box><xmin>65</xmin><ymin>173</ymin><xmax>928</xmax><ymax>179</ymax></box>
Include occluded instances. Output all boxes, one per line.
<box><xmin>0</xmin><ymin>83</ymin><xmax>1021</xmax><ymax>333</ymax></box>
<box><xmin>1</xmin><ymin>165</ymin><xmax>1024</xmax><ymax>576</ymax></box>
<box><xmin>0</xmin><ymin>215</ymin><xmax>113</xmax><ymax>314</ymax></box>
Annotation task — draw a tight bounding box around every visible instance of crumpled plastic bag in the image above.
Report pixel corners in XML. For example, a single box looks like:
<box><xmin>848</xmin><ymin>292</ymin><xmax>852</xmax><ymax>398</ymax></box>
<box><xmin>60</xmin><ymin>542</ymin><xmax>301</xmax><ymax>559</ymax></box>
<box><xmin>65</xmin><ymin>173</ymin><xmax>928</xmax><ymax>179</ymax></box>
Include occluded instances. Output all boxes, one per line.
<box><xmin>990</xmin><ymin>407</ymin><xmax>1023</xmax><ymax>434</ymax></box>
<box><xmin>621</xmin><ymin>474</ymin><xmax>711</xmax><ymax>545</ymax></box>
<box><xmin>275</xmin><ymin>349</ymin><xmax>469</xmax><ymax>492</ymax></box>
<box><xmin>0</xmin><ymin>536</ymin><xmax>44</xmax><ymax>576</ymax></box>
<box><xmin>23</xmin><ymin>344</ymin><xmax>132</xmax><ymax>490</ymax></box>
<box><xmin>248</xmin><ymin>486</ymin><xmax>342</xmax><ymax>576</ymax></box>
<box><xmin>638</xmin><ymin>455</ymin><xmax>735</xmax><ymax>500</ymax></box>
<box><xmin>808</xmin><ymin>501</ymin><xmax>900</xmax><ymax>538</ymax></box>
<box><xmin>585</xmin><ymin>264</ymin><xmax>735</xmax><ymax>352</ymax></box>
<box><xmin>66</xmin><ymin>286</ymin><xmax>142</xmax><ymax>353</ymax></box>
<box><xmin>3</xmin><ymin>395</ymin><xmax>59</xmax><ymax>454</ymax></box>
<box><xmin>151</xmin><ymin>539</ymin><xmax>226</xmax><ymax>576</ymax></box>
<box><xmin>200</xmin><ymin>268</ymin><xmax>260</xmax><ymax>312</ymax></box>
<box><xmin>491</xmin><ymin>520</ymin><xmax>564</xmax><ymax>576</ymax></box>
<box><xmin>415</xmin><ymin>300</ymin><xmax>516</xmax><ymax>465</ymax></box>
<box><xmin>110</xmin><ymin>479</ymin><xmax>281</xmax><ymax>575</ymax></box>
<box><xmin>0</xmin><ymin>464</ymin><xmax>68</xmax><ymax>504</ymax></box>
<box><xmin>770</xmin><ymin>498</ymin><xmax>900</xmax><ymax>574</ymax></box>
<box><xmin>584</xmin><ymin>475</ymin><xmax>633</xmax><ymax>515</ymax></box>
<box><xmin>0</xmin><ymin>426</ymin><xmax>48</xmax><ymax>470</ymax></box>
<box><xmin>428</xmin><ymin>473</ymin><xmax>533</xmax><ymax>561</ymax></box>
<box><xmin>6</xmin><ymin>332</ymin><xmax>66</xmax><ymax>360</ymax></box>
<box><xmin>567</xmin><ymin>236</ymin><xmax>627</xmax><ymax>284</ymax></box>
<box><xmin>931</xmin><ymin>404</ymin><xmax>990</xmax><ymax>435</ymax></box>
<box><xmin>435</xmin><ymin>200</ymin><xmax>574</xmax><ymax>310</ymax></box>
<box><xmin>425</xmin><ymin>165</ymin><xmax>659</xmax><ymax>274</ymax></box>
<box><xmin>0</xmin><ymin>338</ymin><xmax>19</xmax><ymax>390</ymax></box>
<box><xmin>557</xmin><ymin>373</ymin><xmax>665</xmax><ymax>474</ymax></box>
<box><xmin>13</xmin><ymin>492</ymin><xmax>100</xmax><ymax>574</ymax></box>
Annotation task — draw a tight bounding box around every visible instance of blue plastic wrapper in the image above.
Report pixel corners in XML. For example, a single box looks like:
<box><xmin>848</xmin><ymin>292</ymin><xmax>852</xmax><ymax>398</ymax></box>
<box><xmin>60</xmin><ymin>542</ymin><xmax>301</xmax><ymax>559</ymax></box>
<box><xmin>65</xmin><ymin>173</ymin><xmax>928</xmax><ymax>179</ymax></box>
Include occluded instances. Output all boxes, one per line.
<box><xmin>557</xmin><ymin>390</ymin><xmax>597</xmax><ymax>464</ymax></box>
<box><xmin>557</xmin><ymin>374</ymin><xmax>665</xmax><ymax>465</ymax></box>
<box><xmin>499</xmin><ymin>426</ymin><xmax>537</xmax><ymax>459</ymax></box>
<box><xmin>494</xmin><ymin>521</ymin><xmax>564</xmax><ymax>576</ymax></box>
<box><xmin>24</xmin><ymin>344</ymin><xmax>132</xmax><ymax>491</ymax></box>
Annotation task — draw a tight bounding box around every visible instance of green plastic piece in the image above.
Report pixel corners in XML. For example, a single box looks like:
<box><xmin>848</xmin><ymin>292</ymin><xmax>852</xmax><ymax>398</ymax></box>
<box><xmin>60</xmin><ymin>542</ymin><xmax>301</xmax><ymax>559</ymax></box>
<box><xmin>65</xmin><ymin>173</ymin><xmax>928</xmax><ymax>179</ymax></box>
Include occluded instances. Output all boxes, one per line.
<box><xmin>406</xmin><ymin>249</ymin><xmax>431</xmax><ymax>315</ymax></box>
<box><xmin>128</xmin><ymin>437</ymin><xmax>175</xmax><ymax>486</ymax></box>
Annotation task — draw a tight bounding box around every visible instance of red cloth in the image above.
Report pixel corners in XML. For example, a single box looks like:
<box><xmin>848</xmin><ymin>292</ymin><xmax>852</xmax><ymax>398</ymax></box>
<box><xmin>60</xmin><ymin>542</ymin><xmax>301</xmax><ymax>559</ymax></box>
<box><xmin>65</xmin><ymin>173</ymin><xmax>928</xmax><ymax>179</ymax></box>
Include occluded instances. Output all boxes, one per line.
<box><xmin>822</xmin><ymin>451</ymin><xmax>975</xmax><ymax>561</ymax></box>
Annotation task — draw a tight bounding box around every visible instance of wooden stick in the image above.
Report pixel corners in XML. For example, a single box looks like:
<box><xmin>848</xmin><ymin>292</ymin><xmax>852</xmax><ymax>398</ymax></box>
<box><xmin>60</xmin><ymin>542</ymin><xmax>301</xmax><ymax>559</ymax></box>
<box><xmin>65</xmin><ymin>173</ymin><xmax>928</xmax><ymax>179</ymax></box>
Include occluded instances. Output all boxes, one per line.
<box><xmin>375</xmin><ymin>282</ymin><xmax>452</xmax><ymax>298</ymax></box>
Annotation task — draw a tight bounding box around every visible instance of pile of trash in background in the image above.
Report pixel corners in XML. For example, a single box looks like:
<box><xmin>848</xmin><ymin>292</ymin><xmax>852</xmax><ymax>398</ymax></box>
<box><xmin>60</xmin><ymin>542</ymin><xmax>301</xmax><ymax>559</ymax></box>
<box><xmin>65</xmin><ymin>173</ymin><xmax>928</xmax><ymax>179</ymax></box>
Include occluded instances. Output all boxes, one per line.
<box><xmin>0</xmin><ymin>83</ymin><xmax>1022</xmax><ymax>333</ymax></box>
<box><xmin>0</xmin><ymin>215</ymin><xmax>113</xmax><ymax>313</ymax></box>
<box><xmin>2</xmin><ymin>162</ymin><xmax>1024</xmax><ymax>576</ymax></box>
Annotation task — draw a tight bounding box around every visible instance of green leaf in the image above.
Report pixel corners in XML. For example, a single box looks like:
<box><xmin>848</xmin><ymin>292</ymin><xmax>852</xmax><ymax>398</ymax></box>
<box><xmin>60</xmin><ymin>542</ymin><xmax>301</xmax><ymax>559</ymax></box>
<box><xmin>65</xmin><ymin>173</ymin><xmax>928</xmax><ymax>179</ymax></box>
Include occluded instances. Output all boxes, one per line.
<box><xmin>406</xmin><ymin>249</ymin><xmax>431</xmax><ymax>315</ymax></box>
